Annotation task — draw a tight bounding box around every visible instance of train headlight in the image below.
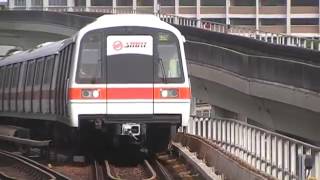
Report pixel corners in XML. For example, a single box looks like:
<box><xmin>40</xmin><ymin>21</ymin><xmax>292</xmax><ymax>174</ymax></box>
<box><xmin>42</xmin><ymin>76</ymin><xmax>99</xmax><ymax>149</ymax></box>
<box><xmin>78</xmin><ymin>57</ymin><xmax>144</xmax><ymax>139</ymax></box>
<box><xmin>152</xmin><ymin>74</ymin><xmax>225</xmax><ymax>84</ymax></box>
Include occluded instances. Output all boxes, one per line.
<box><xmin>81</xmin><ymin>89</ymin><xmax>100</xmax><ymax>98</ymax></box>
<box><xmin>160</xmin><ymin>89</ymin><xmax>178</xmax><ymax>98</ymax></box>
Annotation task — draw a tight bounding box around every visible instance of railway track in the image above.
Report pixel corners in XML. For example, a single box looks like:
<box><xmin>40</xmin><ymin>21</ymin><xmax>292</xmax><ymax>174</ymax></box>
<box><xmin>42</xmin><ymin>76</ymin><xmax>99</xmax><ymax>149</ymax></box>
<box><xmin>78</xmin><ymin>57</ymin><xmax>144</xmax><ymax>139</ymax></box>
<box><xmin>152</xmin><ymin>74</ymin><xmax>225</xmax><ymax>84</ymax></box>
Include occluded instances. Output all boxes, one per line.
<box><xmin>0</xmin><ymin>150</ymin><xmax>70</xmax><ymax>180</ymax></box>
<box><xmin>155</xmin><ymin>152</ymin><xmax>201</xmax><ymax>180</ymax></box>
<box><xmin>105</xmin><ymin>159</ymin><xmax>156</xmax><ymax>180</ymax></box>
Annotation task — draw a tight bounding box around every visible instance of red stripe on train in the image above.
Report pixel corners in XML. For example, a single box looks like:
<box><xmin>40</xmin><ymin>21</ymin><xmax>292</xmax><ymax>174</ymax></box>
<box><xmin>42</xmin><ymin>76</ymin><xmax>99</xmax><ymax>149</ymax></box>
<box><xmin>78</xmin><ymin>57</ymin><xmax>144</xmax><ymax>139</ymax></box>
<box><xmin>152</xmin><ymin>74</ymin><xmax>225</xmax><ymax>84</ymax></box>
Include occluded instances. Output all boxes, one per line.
<box><xmin>68</xmin><ymin>87</ymin><xmax>191</xmax><ymax>100</ymax></box>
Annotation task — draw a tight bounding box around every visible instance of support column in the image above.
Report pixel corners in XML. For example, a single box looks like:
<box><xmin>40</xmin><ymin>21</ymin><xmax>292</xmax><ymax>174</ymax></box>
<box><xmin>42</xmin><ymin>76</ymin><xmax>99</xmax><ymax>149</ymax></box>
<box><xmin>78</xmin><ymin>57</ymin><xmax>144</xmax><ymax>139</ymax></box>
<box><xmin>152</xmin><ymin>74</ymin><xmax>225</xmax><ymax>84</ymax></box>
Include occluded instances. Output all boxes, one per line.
<box><xmin>226</xmin><ymin>0</ymin><xmax>230</xmax><ymax>25</ymax></box>
<box><xmin>196</xmin><ymin>0</ymin><xmax>200</xmax><ymax>27</ymax></box>
<box><xmin>43</xmin><ymin>0</ymin><xmax>48</xmax><ymax>11</ymax></box>
<box><xmin>153</xmin><ymin>0</ymin><xmax>158</xmax><ymax>14</ymax></box>
<box><xmin>315</xmin><ymin>152</ymin><xmax>320</xmax><ymax>180</ymax></box>
<box><xmin>67</xmin><ymin>0</ymin><xmax>74</xmax><ymax>11</ymax></box>
<box><xmin>175</xmin><ymin>0</ymin><xmax>179</xmax><ymax>16</ymax></box>
<box><xmin>256</xmin><ymin>0</ymin><xmax>260</xmax><ymax>30</ymax></box>
<box><xmin>286</xmin><ymin>0</ymin><xmax>291</xmax><ymax>35</ymax></box>
<box><xmin>8</xmin><ymin>0</ymin><xmax>15</xmax><ymax>10</ymax></box>
<box><xmin>26</xmin><ymin>0</ymin><xmax>31</xmax><ymax>10</ymax></box>
<box><xmin>133</xmin><ymin>0</ymin><xmax>136</xmax><ymax>12</ymax></box>
<box><xmin>112</xmin><ymin>0</ymin><xmax>116</xmax><ymax>13</ymax></box>
<box><xmin>85</xmin><ymin>0</ymin><xmax>91</xmax><ymax>12</ymax></box>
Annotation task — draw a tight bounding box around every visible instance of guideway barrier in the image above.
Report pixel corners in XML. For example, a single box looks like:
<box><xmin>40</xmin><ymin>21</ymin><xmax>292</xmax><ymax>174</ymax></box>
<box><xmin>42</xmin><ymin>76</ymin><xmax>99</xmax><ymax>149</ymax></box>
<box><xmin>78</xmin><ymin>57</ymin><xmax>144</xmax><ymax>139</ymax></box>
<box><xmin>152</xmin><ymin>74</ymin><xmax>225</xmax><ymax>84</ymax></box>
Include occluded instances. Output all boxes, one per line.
<box><xmin>157</xmin><ymin>14</ymin><xmax>320</xmax><ymax>51</ymax></box>
<box><xmin>186</xmin><ymin>116</ymin><xmax>320</xmax><ymax>180</ymax></box>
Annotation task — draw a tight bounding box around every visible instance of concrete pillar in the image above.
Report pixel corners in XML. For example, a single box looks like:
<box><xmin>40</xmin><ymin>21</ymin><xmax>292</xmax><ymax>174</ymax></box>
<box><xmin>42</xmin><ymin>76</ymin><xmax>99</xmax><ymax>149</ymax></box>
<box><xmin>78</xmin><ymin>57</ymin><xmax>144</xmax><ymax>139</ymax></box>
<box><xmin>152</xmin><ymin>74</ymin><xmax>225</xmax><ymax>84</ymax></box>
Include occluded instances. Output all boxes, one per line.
<box><xmin>196</xmin><ymin>0</ymin><xmax>200</xmax><ymax>27</ymax></box>
<box><xmin>112</xmin><ymin>0</ymin><xmax>116</xmax><ymax>13</ymax></box>
<box><xmin>190</xmin><ymin>97</ymin><xmax>197</xmax><ymax>116</ymax></box>
<box><xmin>26</xmin><ymin>0</ymin><xmax>31</xmax><ymax>10</ymax></box>
<box><xmin>175</xmin><ymin>0</ymin><xmax>179</xmax><ymax>16</ymax></box>
<box><xmin>133</xmin><ymin>0</ymin><xmax>136</xmax><ymax>12</ymax></box>
<box><xmin>8</xmin><ymin>0</ymin><xmax>14</xmax><ymax>9</ymax></box>
<box><xmin>286</xmin><ymin>0</ymin><xmax>291</xmax><ymax>35</ymax></box>
<box><xmin>67</xmin><ymin>0</ymin><xmax>74</xmax><ymax>11</ymax></box>
<box><xmin>226</xmin><ymin>0</ymin><xmax>230</xmax><ymax>25</ymax></box>
<box><xmin>153</xmin><ymin>0</ymin><xmax>158</xmax><ymax>14</ymax></box>
<box><xmin>256</xmin><ymin>0</ymin><xmax>259</xmax><ymax>30</ymax></box>
<box><xmin>85</xmin><ymin>0</ymin><xmax>91</xmax><ymax>12</ymax></box>
<box><xmin>43</xmin><ymin>0</ymin><xmax>48</xmax><ymax>11</ymax></box>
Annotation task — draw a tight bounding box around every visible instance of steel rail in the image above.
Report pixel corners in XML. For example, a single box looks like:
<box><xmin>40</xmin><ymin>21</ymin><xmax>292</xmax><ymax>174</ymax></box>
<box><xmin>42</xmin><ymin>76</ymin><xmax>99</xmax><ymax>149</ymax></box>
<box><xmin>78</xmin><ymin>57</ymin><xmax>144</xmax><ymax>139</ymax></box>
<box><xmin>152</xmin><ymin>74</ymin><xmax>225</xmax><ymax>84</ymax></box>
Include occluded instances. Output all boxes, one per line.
<box><xmin>0</xmin><ymin>150</ymin><xmax>70</xmax><ymax>180</ymax></box>
<box><xmin>0</xmin><ymin>150</ymin><xmax>55</xmax><ymax>180</ymax></box>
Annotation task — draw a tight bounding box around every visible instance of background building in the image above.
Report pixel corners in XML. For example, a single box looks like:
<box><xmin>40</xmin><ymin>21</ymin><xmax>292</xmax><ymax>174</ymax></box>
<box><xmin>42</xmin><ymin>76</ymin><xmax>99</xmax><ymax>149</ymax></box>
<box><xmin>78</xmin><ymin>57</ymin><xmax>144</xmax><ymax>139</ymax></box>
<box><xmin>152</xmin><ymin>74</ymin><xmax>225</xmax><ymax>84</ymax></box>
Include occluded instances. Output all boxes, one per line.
<box><xmin>7</xmin><ymin>0</ymin><xmax>320</xmax><ymax>37</ymax></box>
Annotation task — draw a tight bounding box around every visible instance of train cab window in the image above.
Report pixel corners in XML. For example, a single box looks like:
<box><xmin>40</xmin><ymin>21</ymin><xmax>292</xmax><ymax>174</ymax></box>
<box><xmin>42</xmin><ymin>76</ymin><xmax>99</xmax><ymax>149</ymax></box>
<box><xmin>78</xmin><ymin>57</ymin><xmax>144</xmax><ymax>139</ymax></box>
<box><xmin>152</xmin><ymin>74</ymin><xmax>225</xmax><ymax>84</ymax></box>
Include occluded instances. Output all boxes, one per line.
<box><xmin>156</xmin><ymin>32</ymin><xmax>184</xmax><ymax>83</ymax></box>
<box><xmin>26</xmin><ymin>61</ymin><xmax>36</xmax><ymax>86</ymax></box>
<box><xmin>35</xmin><ymin>58</ymin><xmax>45</xmax><ymax>86</ymax></box>
<box><xmin>77</xmin><ymin>31</ymin><xmax>102</xmax><ymax>83</ymax></box>
<box><xmin>43</xmin><ymin>56</ymin><xmax>55</xmax><ymax>85</ymax></box>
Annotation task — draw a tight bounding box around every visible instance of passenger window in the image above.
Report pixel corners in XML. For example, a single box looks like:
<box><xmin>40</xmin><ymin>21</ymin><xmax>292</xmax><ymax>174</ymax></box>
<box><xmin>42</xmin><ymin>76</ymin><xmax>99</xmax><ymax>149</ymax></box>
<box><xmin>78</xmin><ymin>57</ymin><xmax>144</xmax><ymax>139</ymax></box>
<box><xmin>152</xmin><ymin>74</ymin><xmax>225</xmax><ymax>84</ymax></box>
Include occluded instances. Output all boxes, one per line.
<box><xmin>0</xmin><ymin>67</ymin><xmax>4</xmax><ymax>90</ymax></box>
<box><xmin>11</xmin><ymin>64</ymin><xmax>20</xmax><ymax>88</ymax></box>
<box><xmin>4</xmin><ymin>65</ymin><xmax>12</xmax><ymax>88</ymax></box>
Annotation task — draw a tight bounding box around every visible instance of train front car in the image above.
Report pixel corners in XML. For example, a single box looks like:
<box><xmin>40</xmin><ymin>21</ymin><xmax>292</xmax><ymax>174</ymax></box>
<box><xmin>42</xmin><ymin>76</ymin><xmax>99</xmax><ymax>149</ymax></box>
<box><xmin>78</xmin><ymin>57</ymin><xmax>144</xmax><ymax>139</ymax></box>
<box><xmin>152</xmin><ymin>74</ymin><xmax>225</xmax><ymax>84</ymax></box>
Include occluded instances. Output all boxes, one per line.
<box><xmin>69</xmin><ymin>15</ymin><xmax>191</xmax><ymax>152</ymax></box>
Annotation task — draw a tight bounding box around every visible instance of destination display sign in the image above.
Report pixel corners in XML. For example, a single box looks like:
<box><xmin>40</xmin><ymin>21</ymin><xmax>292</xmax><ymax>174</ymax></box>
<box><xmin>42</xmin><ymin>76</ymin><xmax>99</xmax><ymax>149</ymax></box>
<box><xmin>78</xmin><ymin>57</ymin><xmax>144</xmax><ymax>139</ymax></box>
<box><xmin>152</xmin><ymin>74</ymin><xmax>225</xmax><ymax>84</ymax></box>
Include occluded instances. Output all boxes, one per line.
<box><xmin>107</xmin><ymin>35</ymin><xmax>153</xmax><ymax>56</ymax></box>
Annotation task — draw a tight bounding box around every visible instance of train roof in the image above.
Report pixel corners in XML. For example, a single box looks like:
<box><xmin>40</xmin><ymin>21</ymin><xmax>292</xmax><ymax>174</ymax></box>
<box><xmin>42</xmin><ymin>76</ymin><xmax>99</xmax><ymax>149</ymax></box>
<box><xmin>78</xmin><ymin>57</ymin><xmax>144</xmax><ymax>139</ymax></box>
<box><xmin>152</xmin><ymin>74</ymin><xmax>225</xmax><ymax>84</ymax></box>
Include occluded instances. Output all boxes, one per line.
<box><xmin>77</xmin><ymin>14</ymin><xmax>182</xmax><ymax>38</ymax></box>
<box><xmin>0</xmin><ymin>38</ymin><xmax>73</xmax><ymax>66</ymax></box>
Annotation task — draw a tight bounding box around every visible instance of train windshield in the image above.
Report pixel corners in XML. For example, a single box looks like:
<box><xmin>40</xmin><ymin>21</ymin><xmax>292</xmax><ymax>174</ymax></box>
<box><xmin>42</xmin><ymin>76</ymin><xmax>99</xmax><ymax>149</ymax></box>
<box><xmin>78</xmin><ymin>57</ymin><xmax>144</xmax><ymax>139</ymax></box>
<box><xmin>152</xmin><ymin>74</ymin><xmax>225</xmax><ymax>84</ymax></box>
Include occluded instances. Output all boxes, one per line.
<box><xmin>76</xmin><ymin>29</ymin><xmax>184</xmax><ymax>84</ymax></box>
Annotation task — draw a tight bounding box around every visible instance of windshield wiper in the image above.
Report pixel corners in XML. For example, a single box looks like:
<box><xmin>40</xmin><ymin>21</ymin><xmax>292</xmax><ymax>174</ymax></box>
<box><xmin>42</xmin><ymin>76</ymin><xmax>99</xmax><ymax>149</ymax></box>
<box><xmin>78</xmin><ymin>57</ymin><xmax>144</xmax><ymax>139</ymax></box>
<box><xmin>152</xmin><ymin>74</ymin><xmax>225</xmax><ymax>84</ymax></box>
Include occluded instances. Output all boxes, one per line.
<box><xmin>158</xmin><ymin>58</ymin><xmax>167</xmax><ymax>83</ymax></box>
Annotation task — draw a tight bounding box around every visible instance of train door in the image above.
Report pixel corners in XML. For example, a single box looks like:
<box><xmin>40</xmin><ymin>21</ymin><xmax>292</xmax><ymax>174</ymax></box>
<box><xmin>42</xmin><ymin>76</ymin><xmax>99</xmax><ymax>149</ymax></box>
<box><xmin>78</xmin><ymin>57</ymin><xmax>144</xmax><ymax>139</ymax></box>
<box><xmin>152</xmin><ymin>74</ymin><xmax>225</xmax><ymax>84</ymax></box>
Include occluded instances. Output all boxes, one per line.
<box><xmin>105</xmin><ymin>31</ymin><xmax>154</xmax><ymax>116</ymax></box>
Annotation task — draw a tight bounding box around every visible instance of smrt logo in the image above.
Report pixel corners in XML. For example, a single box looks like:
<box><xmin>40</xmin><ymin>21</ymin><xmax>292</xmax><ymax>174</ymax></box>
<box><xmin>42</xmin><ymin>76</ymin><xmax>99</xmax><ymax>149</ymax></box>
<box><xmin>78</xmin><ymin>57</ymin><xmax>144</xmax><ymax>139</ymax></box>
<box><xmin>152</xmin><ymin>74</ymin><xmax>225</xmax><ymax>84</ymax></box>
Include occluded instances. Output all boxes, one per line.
<box><xmin>113</xmin><ymin>41</ymin><xmax>123</xmax><ymax>51</ymax></box>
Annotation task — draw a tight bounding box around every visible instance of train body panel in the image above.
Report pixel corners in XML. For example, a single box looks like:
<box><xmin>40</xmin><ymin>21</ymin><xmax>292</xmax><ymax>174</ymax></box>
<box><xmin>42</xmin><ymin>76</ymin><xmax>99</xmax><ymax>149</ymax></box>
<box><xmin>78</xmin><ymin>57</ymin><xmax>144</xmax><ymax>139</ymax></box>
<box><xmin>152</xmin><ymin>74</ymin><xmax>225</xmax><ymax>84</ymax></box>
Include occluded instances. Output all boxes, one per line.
<box><xmin>0</xmin><ymin>14</ymin><xmax>191</xmax><ymax>151</ymax></box>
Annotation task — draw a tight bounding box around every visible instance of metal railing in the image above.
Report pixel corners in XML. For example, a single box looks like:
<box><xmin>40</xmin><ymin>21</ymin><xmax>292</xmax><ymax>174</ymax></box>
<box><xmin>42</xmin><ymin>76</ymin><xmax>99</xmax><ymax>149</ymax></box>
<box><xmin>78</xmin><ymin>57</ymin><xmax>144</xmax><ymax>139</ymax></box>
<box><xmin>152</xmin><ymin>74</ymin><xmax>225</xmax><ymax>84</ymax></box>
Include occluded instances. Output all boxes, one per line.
<box><xmin>187</xmin><ymin>116</ymin><xmax>320</xmax><ymax>180</ymax></box>
<box><xmin>157</xmin><ymin>14</ymin><xmax>320</xmax><ymax>51</ymax></box>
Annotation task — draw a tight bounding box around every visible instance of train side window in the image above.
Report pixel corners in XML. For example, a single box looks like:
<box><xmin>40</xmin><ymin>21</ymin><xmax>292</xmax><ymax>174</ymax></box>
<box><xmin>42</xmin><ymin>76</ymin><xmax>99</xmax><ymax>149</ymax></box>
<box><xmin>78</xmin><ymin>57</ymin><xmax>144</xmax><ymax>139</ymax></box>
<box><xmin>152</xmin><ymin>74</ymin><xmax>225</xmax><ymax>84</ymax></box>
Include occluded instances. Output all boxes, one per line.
<box><xmin>12</xmin><ymin>64</ymin><xmax>20</xmax><ymax>88</ymax></box>
<box><xmin>5</xmin><ymin>65</ymin><xmax>13</xmax><ymax>88</ymax></box>
<box><xmin>43</xmin><ymin>56</ymin><xmax>55</xmax><ymax>85</ymax></box>
<box><xmin>0</xmin><ymin>67</ymin><xmax>4</xmax><ymax>90</ymax></box>
<box><xmin>34</xmin><ymin>58</ymin><xmax>45</xmax><ymax>86</ymax></box>
<box><xmin>26</xmin><ymin>61</ymin><xmax>36</xmax><ymax>86</ymax></box>
<box><xmin>18</xmin><ymin>62</ymin><xmax>27</xmax><ymax>88</ymax></box>
<box><xmin>0</xmin><ymin>67</ymin><xmax>4</xmax><ymax>106</ymax></box>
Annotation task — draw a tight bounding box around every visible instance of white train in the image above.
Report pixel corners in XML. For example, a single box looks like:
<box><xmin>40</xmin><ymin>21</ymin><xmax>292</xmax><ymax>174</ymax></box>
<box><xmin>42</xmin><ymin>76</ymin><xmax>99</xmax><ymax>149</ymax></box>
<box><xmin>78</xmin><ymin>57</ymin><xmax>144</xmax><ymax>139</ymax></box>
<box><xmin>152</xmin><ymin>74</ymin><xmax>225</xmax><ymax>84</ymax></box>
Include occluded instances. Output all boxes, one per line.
<box><xmin>0</xmin><ymin>14</ymin><xmax>191</xmax><ymax>152</ymax></box>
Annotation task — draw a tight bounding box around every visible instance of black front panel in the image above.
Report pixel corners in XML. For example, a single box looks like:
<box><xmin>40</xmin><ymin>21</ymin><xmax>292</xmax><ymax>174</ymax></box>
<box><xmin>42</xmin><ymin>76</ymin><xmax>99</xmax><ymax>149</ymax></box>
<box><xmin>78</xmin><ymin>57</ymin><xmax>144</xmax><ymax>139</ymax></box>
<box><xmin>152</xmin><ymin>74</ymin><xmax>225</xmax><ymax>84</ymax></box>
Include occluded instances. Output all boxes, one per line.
<box><xmin>76</xmin><ymin>26</ymin><xmax>185</xmax><ymax>84</ymax></box>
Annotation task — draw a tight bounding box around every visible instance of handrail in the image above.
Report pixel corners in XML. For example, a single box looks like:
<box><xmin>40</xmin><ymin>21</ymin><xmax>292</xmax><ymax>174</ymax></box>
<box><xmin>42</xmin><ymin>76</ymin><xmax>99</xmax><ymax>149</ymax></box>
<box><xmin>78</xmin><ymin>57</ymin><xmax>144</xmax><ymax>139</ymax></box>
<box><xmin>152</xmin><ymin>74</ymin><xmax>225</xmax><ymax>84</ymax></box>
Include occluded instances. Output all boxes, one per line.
<box><xmin>157</xmin><ymin>14</ymin><xmax>320</xmax><ymax>51</ymax></box>
<box><xmin>188</xmin><ymin>116</ymin><xmax>320</xmax><ymax>180</ymax></box>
